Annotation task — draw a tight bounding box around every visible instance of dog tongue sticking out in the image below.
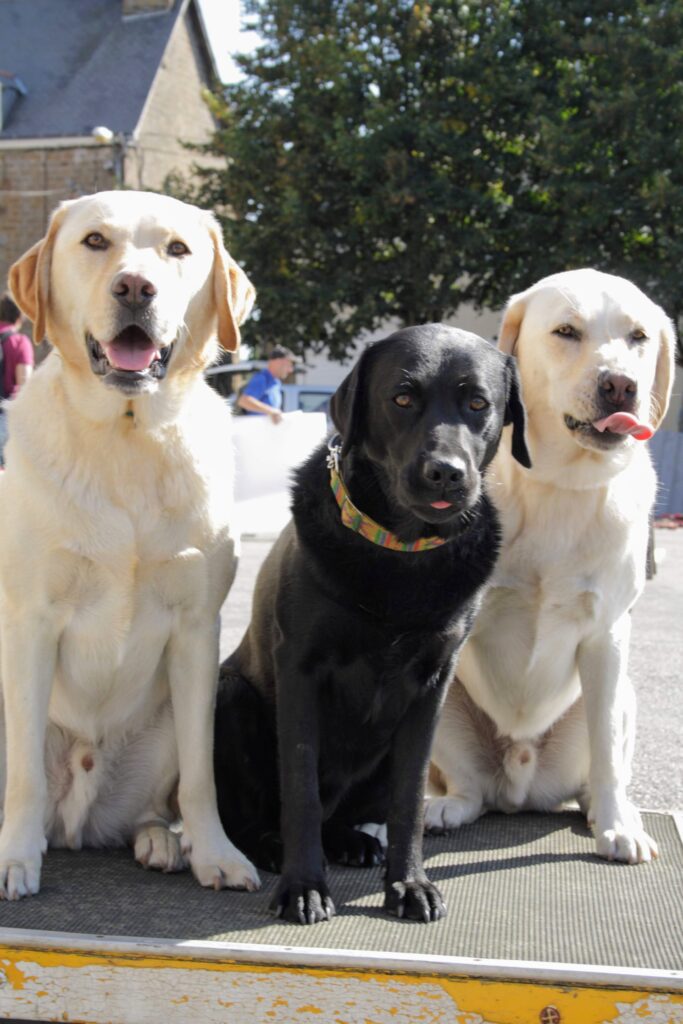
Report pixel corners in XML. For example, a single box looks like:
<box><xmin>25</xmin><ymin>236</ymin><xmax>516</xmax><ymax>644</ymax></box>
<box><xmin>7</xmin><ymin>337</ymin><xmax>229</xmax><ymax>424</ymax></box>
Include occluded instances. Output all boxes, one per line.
<box><xmin>592</xmin><ymin>412</ymin><xmax>654</xmax><ymax>442</ymax></box>
<box><xmin>104</xmin><ymin>327</ymin><xmax>160</xmax><ymax>373</ymax></box>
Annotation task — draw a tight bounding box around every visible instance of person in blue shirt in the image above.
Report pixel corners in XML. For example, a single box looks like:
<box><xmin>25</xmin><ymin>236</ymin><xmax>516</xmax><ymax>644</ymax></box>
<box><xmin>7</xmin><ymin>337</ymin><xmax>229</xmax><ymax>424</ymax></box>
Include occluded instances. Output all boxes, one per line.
<box><xmin>237</xmin><ymin>346</ymin><xmax>297</xmax><ymax>424</ymax></box>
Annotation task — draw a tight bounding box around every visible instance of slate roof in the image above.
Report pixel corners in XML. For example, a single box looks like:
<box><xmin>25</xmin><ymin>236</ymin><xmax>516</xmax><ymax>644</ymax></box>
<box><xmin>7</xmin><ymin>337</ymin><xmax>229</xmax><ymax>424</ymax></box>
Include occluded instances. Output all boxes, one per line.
<box><xmin>0</xmin><ymin>0</ymin><xmax>213</xmax><ymax>141</ymax></box>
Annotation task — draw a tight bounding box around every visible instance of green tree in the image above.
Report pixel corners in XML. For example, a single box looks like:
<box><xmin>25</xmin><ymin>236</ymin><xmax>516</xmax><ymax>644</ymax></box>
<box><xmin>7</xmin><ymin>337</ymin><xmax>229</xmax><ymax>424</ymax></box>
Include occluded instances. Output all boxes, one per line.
<box><xmin>183</xmin><ymin>0</ymin><xmax>683</xmax><ymax>360</ymax></box>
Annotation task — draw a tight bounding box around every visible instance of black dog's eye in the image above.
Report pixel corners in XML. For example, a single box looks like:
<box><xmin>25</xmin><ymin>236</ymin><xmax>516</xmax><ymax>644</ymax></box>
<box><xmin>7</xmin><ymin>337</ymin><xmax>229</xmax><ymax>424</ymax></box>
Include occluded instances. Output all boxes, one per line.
<box><xmin>630</xmin><ymin>327</ymin><xmax>648</xmax><ymax>342</ymax></box>
<box><xmin>82</xmin><ymin>232</ymin><xmax>109</xmax><ymax>251</ymax></box>
<box><xmin>469</xmin><ymin>396</ymin><xmax>489</xmax><ymax>412</ymax></box>
<box><xmin>553</xmin><ymin>323</ymin><xmax>581</xmax><ymax>341</ymax></box>
<box><xmin>168</xmin><ymin>240</ymin><xmax>190</xmax><ymax>257</ymax></box>
<box><xmin>393</xmin><ymin>393</ymin><xmax>413</xmax><ymax>408</ymax></box>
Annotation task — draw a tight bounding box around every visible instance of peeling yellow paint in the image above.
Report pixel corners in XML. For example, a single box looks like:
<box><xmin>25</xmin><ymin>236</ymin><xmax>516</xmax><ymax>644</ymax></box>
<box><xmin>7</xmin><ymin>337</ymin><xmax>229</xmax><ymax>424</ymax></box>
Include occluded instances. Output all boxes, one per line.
<box><xmin>0</xmin><ymin>943</ymin><xmax>680</xmax><ymax>1024</ymax></box>
<box><xmin>0</xmin><ymin>957</ymin><xmax>28</xmax><ymax>990</ymax></box>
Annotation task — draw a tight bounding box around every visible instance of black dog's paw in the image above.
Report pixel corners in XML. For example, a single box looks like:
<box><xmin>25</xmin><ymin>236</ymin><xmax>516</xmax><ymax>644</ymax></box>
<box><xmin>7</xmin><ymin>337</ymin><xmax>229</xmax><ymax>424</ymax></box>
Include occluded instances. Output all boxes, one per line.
<box><xmin>254</xmin><ymin>831</ymin><xmax>284</xmax><ymax>874</ymax></box>
<box><xmin>270</xmin><ymin>876</ymin><xmax>336</xmax><ymax>925</ymax></box>
<box><xmin>385</xmin><ymin>878</ymin><xmax>446</xmax><ymax>922</ymax></box>
<box><xmin>323</xmin><ymin>824</ymin><xmax>386</xmax><ymax>868</ymax></box>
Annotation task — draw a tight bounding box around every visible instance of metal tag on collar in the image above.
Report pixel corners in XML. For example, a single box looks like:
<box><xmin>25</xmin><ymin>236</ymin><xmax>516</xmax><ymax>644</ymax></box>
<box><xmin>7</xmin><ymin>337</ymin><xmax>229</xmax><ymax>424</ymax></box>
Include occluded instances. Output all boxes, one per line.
<box><xmin>326</xmin><ymin>433</ymin><xmax>342</xmax><ymax>473</ymax></box>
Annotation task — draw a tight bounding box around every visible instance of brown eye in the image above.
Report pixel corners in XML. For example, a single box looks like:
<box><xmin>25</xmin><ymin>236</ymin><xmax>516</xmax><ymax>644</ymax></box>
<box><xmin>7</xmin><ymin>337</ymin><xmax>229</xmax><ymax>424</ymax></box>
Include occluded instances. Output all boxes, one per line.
<box><xmin>470</xmin><ymin>396</ymin><xmax>489</xmax><ymax>411</ymax></box>
<box><xmin>553</xmin><ymin>323</ymin><xmax>580</xmax><ymax>340</ymax></box>
<box><xmin>393</xmin><ymin>393</ymin><xmax>413</xmax><ymax>408</ymax></box>
<box><xmin>82</xmin><ymin>232</ymin><xmax>109</xmax><ymax>250</ymax></box>
<box><xmin>168</xmin><ymin>240</ymin><xmax>190</xmax><ymax>257</ymax></box>
<box><xmin>630</xmin><ymin>328</ymin><xmax>647</xmax><ymax>342</ymax></box>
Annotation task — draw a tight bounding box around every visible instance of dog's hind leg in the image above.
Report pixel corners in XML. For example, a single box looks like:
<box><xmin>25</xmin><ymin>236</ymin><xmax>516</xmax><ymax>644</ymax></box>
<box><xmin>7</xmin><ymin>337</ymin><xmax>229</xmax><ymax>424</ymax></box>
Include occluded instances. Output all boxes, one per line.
<box><xmin>322</xmin><ymin>759</ymin><xmax>389</xmax><ymax>866</ymax></box>
<box><xmin>424</xmin><ymin>678</ymin><xmax>487</xmax><ymax>832</ymax></box>
<box><xmin>128</xmin><ymin>704</ymin><xmax>186</xmax><ymax>872</ymax></box>
<box><xmin>71</xmin><ymin>703</ymin><xmax>184</xmax><ymax>871</ymax></box>
<box><xmin>523</xmin><ymin>699</ymin><xmax>591</xmax><ymax>812</ymax></box>
<box><xmin>214</xmin><ymin>662</ymin><xmax>282</xmax><ymax>872</ymax></box>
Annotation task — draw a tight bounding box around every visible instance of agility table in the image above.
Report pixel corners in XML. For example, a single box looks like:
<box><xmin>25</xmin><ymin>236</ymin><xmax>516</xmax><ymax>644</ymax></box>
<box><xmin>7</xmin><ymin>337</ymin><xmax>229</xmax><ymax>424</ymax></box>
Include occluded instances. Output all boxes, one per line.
<box><xmin>0</xmin><ymin>810</ymin><xmax>681</xmax><ymax>1023</ymax></box>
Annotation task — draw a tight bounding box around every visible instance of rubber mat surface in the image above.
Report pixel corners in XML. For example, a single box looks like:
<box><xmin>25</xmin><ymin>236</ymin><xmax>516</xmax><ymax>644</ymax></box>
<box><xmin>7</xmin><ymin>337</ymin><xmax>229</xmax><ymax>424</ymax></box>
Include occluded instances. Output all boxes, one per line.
<box><xmin>1</xmin><ymin>812</ymin><xmax>680</xmax><ymax>971</ymax></box>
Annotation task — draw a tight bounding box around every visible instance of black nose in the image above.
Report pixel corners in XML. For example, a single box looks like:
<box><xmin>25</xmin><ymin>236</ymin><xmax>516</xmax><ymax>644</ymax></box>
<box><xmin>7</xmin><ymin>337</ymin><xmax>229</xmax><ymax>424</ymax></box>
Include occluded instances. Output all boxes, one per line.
<box><xmin>598</xmin><ymin>371</ymin><xmax>637</xmax><ymax>410</ymax></box>
<box><xmin>421</xmin><ymin>457</ymin><xmax>465</xmax><ymax>488</ymax></box>
<box><xmin>111</xmin><ymin>272</ymin><xmax>157</xmax><ymax>309</ymax></box>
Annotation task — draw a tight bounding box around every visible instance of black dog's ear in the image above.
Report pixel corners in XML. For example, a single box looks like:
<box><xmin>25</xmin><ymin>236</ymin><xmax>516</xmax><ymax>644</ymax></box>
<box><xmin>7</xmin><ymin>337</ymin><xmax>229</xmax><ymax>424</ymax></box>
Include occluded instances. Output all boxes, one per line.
<box><xmin>330</xmin><ymin>346</ymin><xmax>374</xmax><ymax>456</ymax></box>
<box><xmin>504</xmin><ymin>356</ymin><xmax>532</xmax><ymax>468</ymax></box>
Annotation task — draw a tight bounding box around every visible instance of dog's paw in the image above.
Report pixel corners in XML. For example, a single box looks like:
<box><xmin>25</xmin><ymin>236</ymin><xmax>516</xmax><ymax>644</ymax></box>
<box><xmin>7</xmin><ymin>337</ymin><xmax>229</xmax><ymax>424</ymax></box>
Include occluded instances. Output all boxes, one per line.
<box><xmin>589</xmin><ymin>798</ymin><xmax>658</xmax><ymax>864</ymax></box>
<box><xmin>270</xmin><ymin>875</ymin><xmax>335</xmax><ymax>924</ymax></box>
<box><xmin>0</xmin><ymin>851</ymin><xmax>42</xmax><ymax>901</ymax></box>
<box><xmin>356</xmin><ymin>822</ymin><xmax>388</xmax><ymax>848</ymax></box>
<box><xmin>0</xmin><ymin>832</ymin><xmax>46</xmax><ymax>900</ymax></box>
<box><xmin>134</xmin><ymin>824</ymin><xmax>186</xmax><ymax>873</ymax></box>
<box><xmin>594</xmin><ymin>823</ymin><xmax>658</xmax><ymax>864</ymax></box>
<box><xmin>185</xmin><ymin>834</ymin><xmax>261</xmax><ymax>891</ymax></box>
<box><xmin>385</xmin><ymin>878</ymin><xmax>446</xmax><ymax>922</ymax></box>
<box><xmin>424</xmin><ymin>795</ymin><xmax>483</xmax><ymax>832</ymax></box>
<box><xmin>323</xmin><ymin>823</ymin><xmax>385</xmax><ymax>867</ymax></box>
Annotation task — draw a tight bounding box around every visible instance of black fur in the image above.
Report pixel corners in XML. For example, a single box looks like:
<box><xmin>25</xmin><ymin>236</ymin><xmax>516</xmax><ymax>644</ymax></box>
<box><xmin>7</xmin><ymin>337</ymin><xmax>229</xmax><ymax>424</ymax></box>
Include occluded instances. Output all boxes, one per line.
<box><xmin>214</xmin><ymin>324</ymin><xmax>530</xmax><ymax>924</ymax></box>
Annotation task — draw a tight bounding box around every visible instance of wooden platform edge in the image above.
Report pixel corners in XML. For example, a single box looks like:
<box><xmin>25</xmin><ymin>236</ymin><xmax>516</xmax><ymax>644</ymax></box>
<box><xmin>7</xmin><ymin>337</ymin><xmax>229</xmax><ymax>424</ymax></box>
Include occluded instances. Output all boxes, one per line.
<box><xmin>0</xmin><ymin>927</ymin><xmax>682</xmax><ymax>1024</ymax></box>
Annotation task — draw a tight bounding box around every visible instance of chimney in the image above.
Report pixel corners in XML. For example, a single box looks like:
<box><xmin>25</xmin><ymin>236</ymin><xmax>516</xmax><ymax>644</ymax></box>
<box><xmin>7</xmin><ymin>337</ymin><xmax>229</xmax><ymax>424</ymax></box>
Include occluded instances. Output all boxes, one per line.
<box><xmin>123</xmin><ymin>0</ymin><xmax>174</xmax><ymax>15</ymax></box>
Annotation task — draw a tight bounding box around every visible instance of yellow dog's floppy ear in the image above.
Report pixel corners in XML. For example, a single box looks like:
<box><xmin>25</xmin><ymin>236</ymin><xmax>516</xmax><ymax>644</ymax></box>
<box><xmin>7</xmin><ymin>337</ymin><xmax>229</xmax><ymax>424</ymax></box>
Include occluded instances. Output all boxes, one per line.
<box><xmin>650</xmin><ymin>313</ymin><xmax>676</xmax><ymax>431</ymax></box>
<box><xmin>498</xmin><ymin>290</ymin><xmax>527</xmax><ymax>356</ymax></box>
<box><xmin>208</xmin><ymin>217</ymin><xmax>255</xmax><ymax>352</ymax></box>
<box><xmin>8</xmin><ymin>202</ymin><xmax>68</xmax><ymax>345</ymax></box>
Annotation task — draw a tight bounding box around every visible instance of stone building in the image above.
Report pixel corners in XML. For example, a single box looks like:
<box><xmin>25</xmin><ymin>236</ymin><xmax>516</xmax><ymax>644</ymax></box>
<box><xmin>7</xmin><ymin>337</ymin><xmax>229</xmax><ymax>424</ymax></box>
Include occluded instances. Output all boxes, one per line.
<box><xmin>0</xmin><ymin>0</ymin><xmax>219</xmax><ymax>300</ymax></box>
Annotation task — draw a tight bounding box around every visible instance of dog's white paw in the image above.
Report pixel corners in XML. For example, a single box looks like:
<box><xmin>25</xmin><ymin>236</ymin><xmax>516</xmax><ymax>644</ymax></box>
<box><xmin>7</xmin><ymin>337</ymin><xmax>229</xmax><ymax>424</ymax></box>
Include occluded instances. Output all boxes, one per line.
<box><xmin>590</xmin><ymin>798</ymin><xmax>658</xmax><ymax>864</ymax></box>
<box><xmin>355</xmin><ymin>822</ymin><xmax>388</xmax><ymax>848</ymax></box>
<box><xmin>0</xmin><ymin>827</ymin><xmax>47</xmax><ymax>900</ymax></box>
<box><xmin>424</xmin><ymin>795</ymin><xmax>483</xmax><ymax>832</ymax></box>
<box><xmin>594</xmin><ymin>824</ymin><xmax>658</xmax><ymax>864</ymax></box>
<box><xmin>0</xmin><ymin>847</ymin><xmax>42</xmax><ymax>905</ymax></box>
<box><xmin>184</xmin><ymin>833</ymin><xmax>260</xmax><ymax>892</ymax></box>
<box><xmin>134</xmin><ymin>824</ymin><xmax>186</xmax><ymax>873</ymax></box>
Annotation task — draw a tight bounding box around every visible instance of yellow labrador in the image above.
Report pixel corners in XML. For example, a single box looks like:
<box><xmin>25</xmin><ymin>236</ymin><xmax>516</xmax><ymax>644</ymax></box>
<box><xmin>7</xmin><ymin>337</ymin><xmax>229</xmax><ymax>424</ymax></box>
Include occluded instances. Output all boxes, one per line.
<box><xmin>426</xmin><ymin>269</ymin><xmax>675</xmax><ymax>863</ymax></box>
<box><xmin>0</xmin><ymin>190</ymin><xmax>260</xmax><ymax>899</ymax></box>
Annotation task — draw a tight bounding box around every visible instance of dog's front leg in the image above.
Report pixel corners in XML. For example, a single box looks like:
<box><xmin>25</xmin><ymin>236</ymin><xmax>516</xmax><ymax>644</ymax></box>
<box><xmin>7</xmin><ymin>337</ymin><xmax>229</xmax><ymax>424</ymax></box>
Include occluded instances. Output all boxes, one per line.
<box><xmin>578</xmin><ymin>613</ymin><xmax>657</xmax><ymax>864</ymax></box>
<box><xmin>0</xmin><ymin>617</ymin><xmax>57</xmax><ymax>899</ymax></box>
<box><xmin>385</xmin><ymin>684</ymin><xmax>447</xmax><ymax>922</ymax></box>
<box><xmin>271</xmin><ymin>653</ymin><xmax>333</xmax><ymax>924</ymax></box>
<box><xmin>167</xmin><ymin>619</ymin><xmax>260</xmax><ymax>891</ymax></box>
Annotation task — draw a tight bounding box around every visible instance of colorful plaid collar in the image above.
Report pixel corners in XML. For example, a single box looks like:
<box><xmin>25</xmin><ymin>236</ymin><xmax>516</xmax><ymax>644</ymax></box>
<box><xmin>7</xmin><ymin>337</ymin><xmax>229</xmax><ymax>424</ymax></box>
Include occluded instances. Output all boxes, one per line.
<box><xmin>326</xmin><ymin>437</ymin><xmax>447</xmax><ymax>553</ymax></box>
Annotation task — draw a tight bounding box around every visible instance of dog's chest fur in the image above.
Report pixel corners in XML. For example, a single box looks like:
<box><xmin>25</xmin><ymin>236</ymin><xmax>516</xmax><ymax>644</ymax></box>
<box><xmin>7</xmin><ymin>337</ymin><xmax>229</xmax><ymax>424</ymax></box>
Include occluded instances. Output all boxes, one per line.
<box><xmin>1</xmin><ymin>373</ymin><xmax>236</xmax><ymax>742</ymax></box>
<box><xmin>273</xmin><ymin>447</ymin><xmax>499</xmax><ymax>799</ymax></box>
<box><xmin>462</xmin><ymin>451</ymin><xmax>654</xmax><ymax>740</ymax></box>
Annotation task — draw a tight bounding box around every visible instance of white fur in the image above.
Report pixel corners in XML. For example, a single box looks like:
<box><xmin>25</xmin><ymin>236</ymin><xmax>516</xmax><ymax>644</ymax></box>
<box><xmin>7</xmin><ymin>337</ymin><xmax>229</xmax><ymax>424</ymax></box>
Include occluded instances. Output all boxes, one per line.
<box><xmin>0</xmin><ymin>190</ymin><xmax>260</xmax><ymax>898</ymax></box>
<box><xmin>426</xmin><ymin>269</ymin><xmax>675</xmax><ymax>864</ymax></box>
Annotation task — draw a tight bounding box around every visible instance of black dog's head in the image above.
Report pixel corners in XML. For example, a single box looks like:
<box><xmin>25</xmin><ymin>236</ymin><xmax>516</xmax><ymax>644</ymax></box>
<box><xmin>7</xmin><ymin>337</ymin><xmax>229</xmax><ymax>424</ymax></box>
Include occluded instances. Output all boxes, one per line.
<box><xmin>330</xmin><ymin>325</ymin><xmax>530</xmax><ymax>533</ymax></box>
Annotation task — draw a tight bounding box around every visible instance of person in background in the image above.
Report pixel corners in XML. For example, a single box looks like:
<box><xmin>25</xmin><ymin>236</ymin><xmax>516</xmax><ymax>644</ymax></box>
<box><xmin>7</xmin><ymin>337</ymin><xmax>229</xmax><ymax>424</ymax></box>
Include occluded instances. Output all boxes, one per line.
<box><xmin>237</xmin><ymin>345</ymin><xmax>297</xmax><ymax>424</ymax></box>
<box><xmin>0</xmin><ymin>294</ymin><xmax>34</xmax><ymax>467</ymax></box>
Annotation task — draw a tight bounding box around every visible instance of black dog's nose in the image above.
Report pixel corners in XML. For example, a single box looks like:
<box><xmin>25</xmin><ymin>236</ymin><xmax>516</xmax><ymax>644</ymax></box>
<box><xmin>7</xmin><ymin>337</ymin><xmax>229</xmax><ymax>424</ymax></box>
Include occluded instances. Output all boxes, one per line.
<box><xmin>421</xmin><ymin>457</ymin><xmax>465</xmax><ymax>488</ymax></box>
<box><xmin>111</xmin><ymin>272</ymin><xmax>157</xmax><ymax>309</ymax></box>
<box><xmin>598</xmin><ymin>371</ymin><xmax>637</xmax><ymax>409</ymax></box>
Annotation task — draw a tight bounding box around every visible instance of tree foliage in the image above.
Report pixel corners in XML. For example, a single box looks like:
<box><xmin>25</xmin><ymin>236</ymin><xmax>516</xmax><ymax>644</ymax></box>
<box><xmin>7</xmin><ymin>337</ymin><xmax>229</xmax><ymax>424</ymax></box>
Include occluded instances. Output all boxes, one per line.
<box><xmin>181</xmin><ymin>0</ymin><xmax>683</xmax><ymax>360</ymax></box>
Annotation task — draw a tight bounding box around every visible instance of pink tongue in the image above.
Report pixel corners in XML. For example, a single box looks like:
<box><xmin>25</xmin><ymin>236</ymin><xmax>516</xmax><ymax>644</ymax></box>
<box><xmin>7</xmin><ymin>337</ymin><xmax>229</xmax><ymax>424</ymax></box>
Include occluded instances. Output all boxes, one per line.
<box><xmin>431</xmin><ymin>500</ymin><xmax>453</xmax><ymax>509</ymax></box>
<box><xmin>105</xmin><ymin>341</ymin><xmax>159</xmax><ymax>372</ymax></box>
<box><xmin>592</xmin><ymin>412</ymin><xmax>654</xmax><ymax>441</ymax></box>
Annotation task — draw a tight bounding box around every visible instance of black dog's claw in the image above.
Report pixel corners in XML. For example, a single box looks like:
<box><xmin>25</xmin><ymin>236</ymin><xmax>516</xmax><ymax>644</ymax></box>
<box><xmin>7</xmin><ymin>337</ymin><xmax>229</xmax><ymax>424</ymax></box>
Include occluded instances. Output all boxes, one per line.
<box><xmin>385</xmin><ymin>879</ymin><xmax>446</xmax><ymax>922</ymax></box>
<box><xmin>270</xmin><ymin>877</ymin><xmax>336</xmax><ymax>925</ymax></box>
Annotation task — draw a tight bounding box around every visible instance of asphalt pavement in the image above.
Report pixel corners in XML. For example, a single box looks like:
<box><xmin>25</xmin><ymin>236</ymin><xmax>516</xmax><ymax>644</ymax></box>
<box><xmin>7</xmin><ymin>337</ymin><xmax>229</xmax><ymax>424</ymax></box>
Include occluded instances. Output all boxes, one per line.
<box><xmin>219</xmin><ymin>525</ymin><xmax>683</xmax><ymax>813</ymax></box>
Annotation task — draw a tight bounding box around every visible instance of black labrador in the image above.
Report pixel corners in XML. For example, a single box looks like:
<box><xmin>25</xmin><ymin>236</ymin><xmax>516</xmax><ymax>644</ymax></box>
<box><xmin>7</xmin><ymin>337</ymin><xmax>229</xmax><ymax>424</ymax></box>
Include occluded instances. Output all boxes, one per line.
<box><xmin>215</xmin><ymin>324</ymin><xmax>530</xmax><ymax>924</ymax></box>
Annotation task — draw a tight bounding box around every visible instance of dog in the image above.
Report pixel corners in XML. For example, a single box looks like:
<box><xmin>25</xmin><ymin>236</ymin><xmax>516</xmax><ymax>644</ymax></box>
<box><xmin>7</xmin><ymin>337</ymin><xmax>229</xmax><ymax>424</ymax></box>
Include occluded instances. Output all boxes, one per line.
<box><xmin>0</xmin><ymin>190</ymin><xmax>260</xmax><ymax>899</ymax></box>
<box><xmin>426</xmin><ymin>269</ymin><xmax>675</xmax><ymax>863</ymax></box>
<box><xmin>213</xmin><ymin>324</ymin><xmax>531</xmax><ymax>924</ymax></box>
